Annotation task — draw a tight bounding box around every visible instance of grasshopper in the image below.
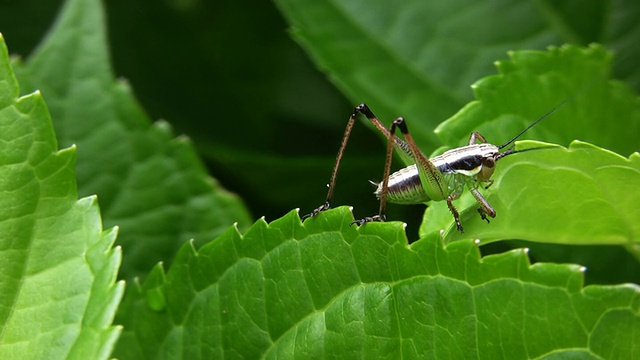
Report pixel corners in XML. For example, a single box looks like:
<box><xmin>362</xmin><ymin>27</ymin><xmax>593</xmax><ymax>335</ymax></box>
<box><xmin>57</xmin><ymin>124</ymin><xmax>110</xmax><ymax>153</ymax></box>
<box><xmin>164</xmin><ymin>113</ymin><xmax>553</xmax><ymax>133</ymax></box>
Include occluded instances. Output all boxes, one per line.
<box><xmin>302</xmin><ymin>100</ymin><xmax>568</xmax><ymax>232</ymax></box>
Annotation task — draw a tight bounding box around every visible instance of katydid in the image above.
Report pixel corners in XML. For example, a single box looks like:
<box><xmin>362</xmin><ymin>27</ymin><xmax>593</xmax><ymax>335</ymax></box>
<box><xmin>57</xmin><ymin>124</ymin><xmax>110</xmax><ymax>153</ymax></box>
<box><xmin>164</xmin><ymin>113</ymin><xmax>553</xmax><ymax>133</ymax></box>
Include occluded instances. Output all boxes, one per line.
<box><xmin>302</xmin><ymin>99</ymin><xmax>569</xmax><ymax>233</ymax></box>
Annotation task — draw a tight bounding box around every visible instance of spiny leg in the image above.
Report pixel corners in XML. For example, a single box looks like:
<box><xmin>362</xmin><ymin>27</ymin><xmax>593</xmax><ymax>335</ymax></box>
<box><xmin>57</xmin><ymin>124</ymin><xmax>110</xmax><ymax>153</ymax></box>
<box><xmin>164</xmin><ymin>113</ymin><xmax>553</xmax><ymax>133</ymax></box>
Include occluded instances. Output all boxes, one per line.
<box><xmin>467</xmin><ymin>131</ymin><xmax>497</xmax><ymax>226</ymax></box>
<box><xmin>303</xmin><ymin>104</ymin><xmax>409</xmax><ymax>220</ymax></box>
<box><xmin>357</xmin><ymin>117</ymin><xmax>449</xmax><ymax>229</ymax></box>
<box><xmin>357</xmin><ymin>104</ymin><xmax>414</xmax><ymax>159</ymax></box>
<box><xmin>301</xmin><ymin>109</ymin><xmax>356</xmax><ymax>220</ymax></box>
<box><xmin>469</xmin><ymin>187</ymin><xmax>496</xmax><ymax>223</ymax></box>
<box><xmin>393</xmin><ymin>118</ymin><xmax>446</xmax><ymax>200</ymax></box>
<box><xmin>446</xmin><ymin>192</ymin><xmax>464</xmax><ymax>233</ymax></box>
<box><xmin>468</xmin><ymin>131</ymin><xmax>489</xmax><ymax>145</ymax></box>
<box><xmin>351</xmin><ymin>117</ymin><xmax>403</xmax><ymax>225</ymax></box>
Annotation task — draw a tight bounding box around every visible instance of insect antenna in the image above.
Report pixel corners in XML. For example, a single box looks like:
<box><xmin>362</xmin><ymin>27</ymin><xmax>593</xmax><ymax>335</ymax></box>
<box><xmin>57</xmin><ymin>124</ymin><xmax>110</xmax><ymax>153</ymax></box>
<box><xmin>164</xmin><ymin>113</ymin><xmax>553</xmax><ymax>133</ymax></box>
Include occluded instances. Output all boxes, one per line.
<box><xmin>495</xmin><ymin>145</ymin><xmax>557</xmax><ymax>160</ymax></box>
<box><xmin>497</xmin><ymin>101</ymin><xmax>568</xmax><ymax>150</ymax></box>
<box><xmin>498</xmin><ymin>79</ymin><xmax>597</xmax><ymax>150</ymax></box>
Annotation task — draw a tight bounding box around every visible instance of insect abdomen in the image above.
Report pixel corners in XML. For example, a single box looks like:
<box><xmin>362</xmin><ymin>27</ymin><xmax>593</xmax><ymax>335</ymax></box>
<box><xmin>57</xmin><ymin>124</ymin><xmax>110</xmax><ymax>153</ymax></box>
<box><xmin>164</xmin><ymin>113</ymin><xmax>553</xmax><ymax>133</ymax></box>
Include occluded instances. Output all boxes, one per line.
<box><xmin>374</xmin><ymin>165</ymin><xmax>430</xmax><ymax>204</ymax></box>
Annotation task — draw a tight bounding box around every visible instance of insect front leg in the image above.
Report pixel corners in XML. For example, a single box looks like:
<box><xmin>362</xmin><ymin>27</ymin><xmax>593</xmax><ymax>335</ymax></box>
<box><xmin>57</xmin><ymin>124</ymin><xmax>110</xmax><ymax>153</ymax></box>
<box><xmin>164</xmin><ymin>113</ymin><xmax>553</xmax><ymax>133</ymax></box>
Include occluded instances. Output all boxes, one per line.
<box><xmin>469</xmin><ymin>187</ymin><xmax>496</xmax><ymax>223</ymax></box>
<box><xmin>445</xmin><ymin>191</ymin><xmax>464</xmax><ymax>232</ymax></box>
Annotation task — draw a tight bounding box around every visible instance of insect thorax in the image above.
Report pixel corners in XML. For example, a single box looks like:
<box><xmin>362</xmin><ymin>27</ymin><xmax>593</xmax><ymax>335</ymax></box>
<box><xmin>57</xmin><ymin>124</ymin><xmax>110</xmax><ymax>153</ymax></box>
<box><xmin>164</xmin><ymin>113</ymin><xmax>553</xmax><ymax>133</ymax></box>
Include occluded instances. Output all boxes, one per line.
<box><xmin>431</xmin><ymin>143</ymin><xmax>499</xmax><ymax>176</ymax></box>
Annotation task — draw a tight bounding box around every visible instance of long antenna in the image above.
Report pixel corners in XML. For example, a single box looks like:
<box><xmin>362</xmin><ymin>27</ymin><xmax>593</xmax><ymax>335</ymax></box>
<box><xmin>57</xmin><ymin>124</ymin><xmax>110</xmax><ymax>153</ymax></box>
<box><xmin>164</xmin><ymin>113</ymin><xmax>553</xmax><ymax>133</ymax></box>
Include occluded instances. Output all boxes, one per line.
<box><xmin>498</xmin><ymin>79</ymin><xmax>597</xmax><ymax>150</ymax></box>
<box><xmin>495</xmin><ymin>145</ymin><xmax>557</xmax><ymax>160</ymax></box>
<box><xmin>498</xmin><ymin>97</ymin><xmax>571</xmax><ymax>150</ymax></box>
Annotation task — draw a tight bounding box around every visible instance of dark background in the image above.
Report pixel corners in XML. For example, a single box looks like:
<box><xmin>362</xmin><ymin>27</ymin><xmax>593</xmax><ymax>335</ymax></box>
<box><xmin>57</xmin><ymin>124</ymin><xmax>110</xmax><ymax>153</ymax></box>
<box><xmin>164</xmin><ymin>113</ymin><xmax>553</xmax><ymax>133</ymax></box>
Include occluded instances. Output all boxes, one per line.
<box><xmin>0</xmin><ymin>0</ymin><xmax>425</xmax><ymax>234</ymax></box>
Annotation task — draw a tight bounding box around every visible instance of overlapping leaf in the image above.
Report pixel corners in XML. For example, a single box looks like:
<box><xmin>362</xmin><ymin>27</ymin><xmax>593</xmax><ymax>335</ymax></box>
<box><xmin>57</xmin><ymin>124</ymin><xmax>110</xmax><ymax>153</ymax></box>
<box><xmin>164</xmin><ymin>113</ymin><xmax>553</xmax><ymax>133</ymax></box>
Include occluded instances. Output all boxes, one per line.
<box><xmin>0</xmin><ymin>34</ymin><xmax>122</xmax><ymax>359</ymax></box>
<box><xmin>435</xmin><ymin>45</ymin><xmax>639</xmax><ymax>156</ymax></box>
<box><xmin>274</xmin><ymin>0</ymin><xmax>640</xmax><ymax>151</ymax></box>
<box><xmin>115</xmin><ymin>207</ymin><xmax>640</xmax><ymax>359</ymax></box>
<box><xmin>421</xmin><ymin>140</ymin><xmax>640</xmax><ymax>244</ymax></box>
<box><xmin>417</xmin><ymin>46</ymin><xmax>640</xmax><ymax>245</ymax></box>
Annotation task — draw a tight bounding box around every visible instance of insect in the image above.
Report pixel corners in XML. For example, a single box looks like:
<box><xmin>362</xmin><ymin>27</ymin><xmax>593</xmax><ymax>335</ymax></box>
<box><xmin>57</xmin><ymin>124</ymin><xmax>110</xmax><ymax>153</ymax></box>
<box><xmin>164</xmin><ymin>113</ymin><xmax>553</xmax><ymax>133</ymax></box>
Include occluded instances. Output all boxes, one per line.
<box><xmin>302</xmin><ymin>98</ymin><xmax>571</xmax><ymax>232</ymax></box>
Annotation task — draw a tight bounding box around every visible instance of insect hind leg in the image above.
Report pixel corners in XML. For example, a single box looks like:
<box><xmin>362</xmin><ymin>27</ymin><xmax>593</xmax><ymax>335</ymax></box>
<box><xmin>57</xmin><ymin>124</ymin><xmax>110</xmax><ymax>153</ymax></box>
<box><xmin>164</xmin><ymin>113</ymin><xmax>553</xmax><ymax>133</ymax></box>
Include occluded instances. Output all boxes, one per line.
<box><xmin>301</xmin><ymin>106</ymin><xmax>359</xmax><ymax>220</ymax></box>
<box><xmin>303</xmin><ymin>104</ymin><xmax>404</xmax><ymax>222</ymax></box>
<box><xmin>351</xmin><ymin>116</ymin><xmax>404</xmax><ymax>226</ymax></box>
<box><xmin>351</xmin><ymin>214</ymin><xmax>386</xmax><ymax>226</ymax></box>
<box><xmin>468</xmin><ymin>132</ymin><xmax>489</xmax><ymax>145</ymax></box>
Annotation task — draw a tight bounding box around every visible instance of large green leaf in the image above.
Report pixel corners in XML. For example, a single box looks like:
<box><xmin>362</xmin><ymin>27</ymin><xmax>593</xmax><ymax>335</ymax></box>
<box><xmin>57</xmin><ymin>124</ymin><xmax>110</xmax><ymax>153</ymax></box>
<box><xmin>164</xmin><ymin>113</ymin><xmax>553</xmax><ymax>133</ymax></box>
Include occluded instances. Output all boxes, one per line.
<box><xmin>421</xmin><ymin>140</ymin><xmax>640</xmax><ymax>244</ymax></box>
<box><xmin>11</xmin><ymin>0</ymin><xmax>252</xmax><ymax>278</ymax></box>
<box><xmin>274</xmin><ymin>0</ymin><xmax>640</xmax><ymax>152</ymax></box>
<box><xmin>0</xmin><ymin>34</ymin><xmax>122</xmax><ymax>359</ymax></box>
<box><xmin>416</xmin><ymin>46</ymin><xmax>640</xmax><ymax>247</ymax></box>
<box><xmin>114</xmin><ymin>207</ymin><xmax>640</xmax><ymax>359</ymax></box>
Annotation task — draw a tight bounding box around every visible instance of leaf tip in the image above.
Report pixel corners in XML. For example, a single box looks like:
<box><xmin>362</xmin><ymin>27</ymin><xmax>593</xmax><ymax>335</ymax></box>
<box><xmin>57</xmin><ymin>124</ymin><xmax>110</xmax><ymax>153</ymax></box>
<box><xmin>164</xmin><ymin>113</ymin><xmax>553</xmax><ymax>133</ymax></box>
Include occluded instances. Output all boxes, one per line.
<box><xmin>622</xmin><ymin>283</ymin><xmax>640</xmax><ymax>293</ymax></box>
<box><xmin>183</xmin><ymin>239</ymin><xmax>198</xmax><ymax>256</ymax></box>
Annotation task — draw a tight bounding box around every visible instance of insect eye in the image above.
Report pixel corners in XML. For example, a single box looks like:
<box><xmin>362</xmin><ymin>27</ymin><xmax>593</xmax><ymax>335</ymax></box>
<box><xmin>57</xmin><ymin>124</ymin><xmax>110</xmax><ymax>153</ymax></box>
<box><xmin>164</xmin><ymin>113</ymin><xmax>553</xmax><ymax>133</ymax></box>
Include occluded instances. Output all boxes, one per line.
<box><xmin>483</xmin><ymin>157</ymin><xmax>496</xmax><ymax>168</ymax></box>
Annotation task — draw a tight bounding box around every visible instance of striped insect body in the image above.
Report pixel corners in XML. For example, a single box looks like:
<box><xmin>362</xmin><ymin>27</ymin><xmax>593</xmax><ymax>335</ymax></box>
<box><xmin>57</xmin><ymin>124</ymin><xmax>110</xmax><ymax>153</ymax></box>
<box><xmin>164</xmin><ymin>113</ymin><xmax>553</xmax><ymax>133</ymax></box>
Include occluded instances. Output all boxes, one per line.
<box><xmin>303</xmin><ymin>97</ymin><xmax>569</xmax><ymax>232</ymax></box>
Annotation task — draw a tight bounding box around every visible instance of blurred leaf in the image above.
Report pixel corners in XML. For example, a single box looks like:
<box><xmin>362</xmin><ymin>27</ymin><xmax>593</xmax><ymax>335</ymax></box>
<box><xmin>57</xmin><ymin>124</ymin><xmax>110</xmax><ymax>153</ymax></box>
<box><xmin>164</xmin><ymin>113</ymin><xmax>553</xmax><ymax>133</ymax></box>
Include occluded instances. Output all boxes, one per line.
<box><xmin>11</xmin><ymin>0</ymin><xmax>252</xmax><ymax>278</ymax></box>
<box><xmin>100</xmin><ymin>0</ymin><xmax>358</xmax><ymax>224</ymax></box>
<box><xmin>435</xmin><ymin>45</ymin><xmax>639</xmax><ymax>156</ymax></box>
<box><xmin>274</xmin><ymin>0</ymin><xmax>640</xmax><ymax>151</ymax></box>
<box><xmin>0</xmin><ymin>34</ymin><xmax>122</xmax><ymax>359</ymax></box>
<box><xmin>115</xmin><ymin>207</ymin><xmax>640</xmax><ymax>359</ymax></box>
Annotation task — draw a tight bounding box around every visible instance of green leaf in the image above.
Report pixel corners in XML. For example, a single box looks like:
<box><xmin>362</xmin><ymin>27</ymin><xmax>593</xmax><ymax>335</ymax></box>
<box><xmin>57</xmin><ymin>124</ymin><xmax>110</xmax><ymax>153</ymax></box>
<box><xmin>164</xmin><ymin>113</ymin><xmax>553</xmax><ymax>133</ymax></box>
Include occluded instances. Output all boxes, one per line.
<box><xmin>114</xmin><ymin>207</ymin><xmax>640</xmax><ymax>359</ymax></box>
<box><xmin>509</xmin><ymin>240</ymin><xmax>640</xmax><ymax>286</ymax></box>
<box><xmin>421</xmin><ymin>140</ymin><xmax>640</xmax><ymax>244</ymax></box>
<box><xmin>11</xmin><ymin>0</ymin><xmax>252</xmax><ymax>278</ymax></box>
<box><xmin>0</xmin><ymin>34</ymin><xmax>123</xmax><ymax>359</ymax></box>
